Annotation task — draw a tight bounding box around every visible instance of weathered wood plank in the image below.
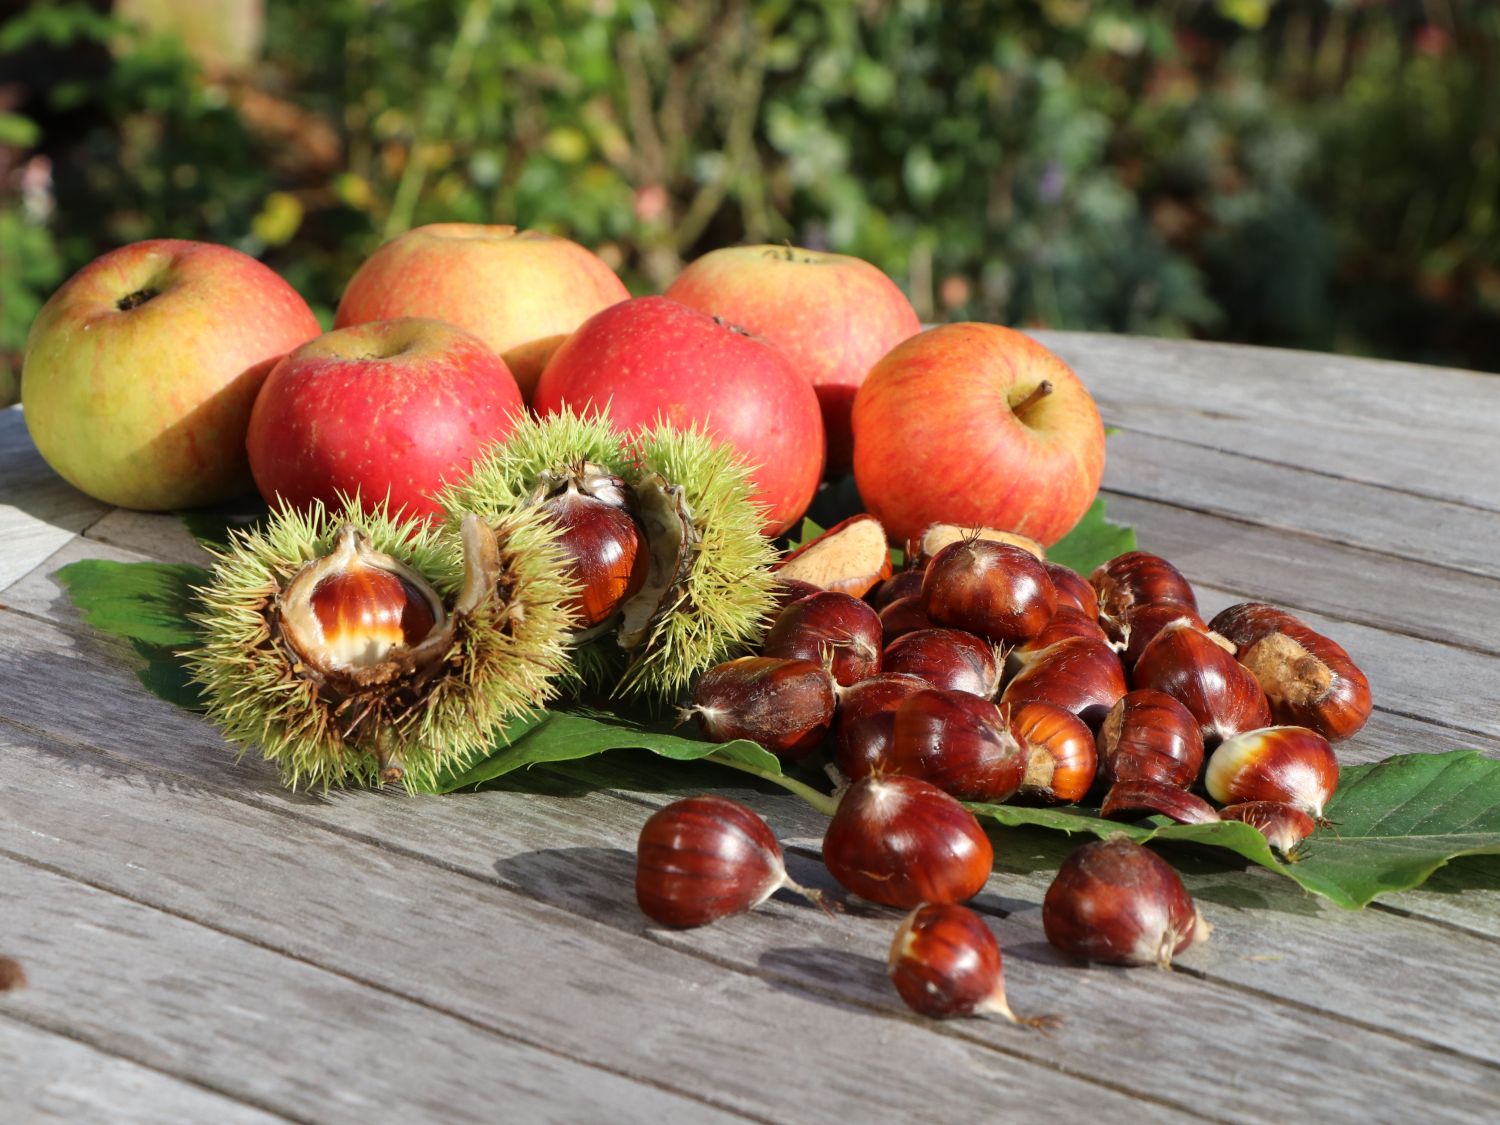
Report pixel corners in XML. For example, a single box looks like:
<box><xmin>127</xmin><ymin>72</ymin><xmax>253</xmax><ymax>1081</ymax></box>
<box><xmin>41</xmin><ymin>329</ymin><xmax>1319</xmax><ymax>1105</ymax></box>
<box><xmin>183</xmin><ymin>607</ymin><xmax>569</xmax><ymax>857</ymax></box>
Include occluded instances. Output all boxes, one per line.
<box><xmin>4</xmin><ymin>711</ymin><xmax>1496</xmax><ymax>1122</ymax></box>
<box><xmin>0</xmin><ymin>726</ymin><xmax>1207</xmax><ymax>1124</ymax></box>
<box><xmin>0</xmin><ymin>409</ymin><xmax>109</xmax><ymax>590</ymax></box>
<box><xmin>0</xmin><ymin>858</ymin><xmax>754</xmax><ymax>1125</ymax></box>
<box><xmin>1038</xmin><ymin>331</ymin><xmax>1500</xmax><ymax>512</ymax></box>
<box><xmin>0</xmin><ymin>1017</ymin><xmax>289</xmax><ymax>1124</ymax></box>
<box><xmin>1104</xmin><ymin>427</ymin><xmax>1500</xmax><ymax>579</ymax></box>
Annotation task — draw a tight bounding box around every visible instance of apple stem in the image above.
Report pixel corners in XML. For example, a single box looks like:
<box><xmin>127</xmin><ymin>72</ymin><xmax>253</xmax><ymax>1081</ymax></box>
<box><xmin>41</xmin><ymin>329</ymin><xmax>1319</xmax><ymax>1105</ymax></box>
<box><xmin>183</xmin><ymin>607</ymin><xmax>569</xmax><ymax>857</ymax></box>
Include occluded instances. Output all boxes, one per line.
<box><xmin>1012</xmin><ymin>380</ymin><xmax>1054</xmax><ymax>417</ymax></box>
<box><xmin>116</xmin><ymin>288</ymin><xmax>159</xmax><ymax>312</ymax></box>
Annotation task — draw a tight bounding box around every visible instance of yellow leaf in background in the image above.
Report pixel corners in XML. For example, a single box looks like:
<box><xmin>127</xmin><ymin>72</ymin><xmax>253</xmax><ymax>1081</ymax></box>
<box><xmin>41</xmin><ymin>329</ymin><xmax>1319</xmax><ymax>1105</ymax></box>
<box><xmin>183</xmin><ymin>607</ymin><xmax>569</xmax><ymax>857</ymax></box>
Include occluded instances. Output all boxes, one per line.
<box><xmin>251</xmin><ymin>191</ymin><xmax>304</xmax><ymax>246</ymax></box>
<box><xmin>1215</xmin><ymin>0</ymin><xmax>1270</xmax><ymax>31</ymax></box>
<box><xmin>544</xmin><ymin>126</ymin><xmax>590</xmax><ymax>164</ymax></box>
<box><xmin>333</xmin><ymin>172</ymin><xmax>374</xmax><ymax>212</ymax></box>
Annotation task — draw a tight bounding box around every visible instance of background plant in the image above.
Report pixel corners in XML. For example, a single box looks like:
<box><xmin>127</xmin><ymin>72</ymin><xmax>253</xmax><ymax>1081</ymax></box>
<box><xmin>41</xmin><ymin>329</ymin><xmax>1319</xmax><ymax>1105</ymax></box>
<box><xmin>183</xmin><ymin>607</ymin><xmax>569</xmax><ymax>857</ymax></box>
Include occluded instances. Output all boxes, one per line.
<box><xmin>3</xmin><ymin>0</ymin><xmax>1497</xmax><ymax>406</ymax></box>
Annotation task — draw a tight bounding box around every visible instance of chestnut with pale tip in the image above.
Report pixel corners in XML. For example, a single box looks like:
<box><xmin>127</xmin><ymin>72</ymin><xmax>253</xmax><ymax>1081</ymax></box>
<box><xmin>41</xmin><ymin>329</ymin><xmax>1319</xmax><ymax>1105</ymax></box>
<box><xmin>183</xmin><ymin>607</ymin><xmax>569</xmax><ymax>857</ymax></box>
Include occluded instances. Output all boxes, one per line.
<box><xmin>1113</xmin><ymin>601</ymin><xmax>1210</xmax><ymax>670</ymax></box>
<box><xmin>1205</xmin><ymin>726</ymin><xmax>1340</xmax><ymax>819</ymax></box>
<box><xmin>1000</xmin><ymin>636</ymin><xmax>1128</xmax><ymax>731</ymax></box>
<box><xmin>921</xmin><ymin>538</ymin><xmax>1057</xmax><ymax>644</ymax></box>
<box><xmin>882</xmin><ymin>628</ymin><xmax>1001</xmax><ymax>698</ymax></box>
<box><xmin>636</xmin><ymin>796</ymin><xmax>828</xmax><ymax>928</ymax></box>
<box><xmin>1043</xmin><ymin>836</ymin><xmax>1211</xmax><ymax>968</ymax></box>
<box><xmin>686</xmin><ymin>656</ymin><xmax>837</xmax><ymax>760</ymax></box>
<box><xmin>1219</xmin><ymin>801</ymin><xmax>1317</xmax><ymax>858</ymax></box>
<box><xmin>889</xmin><ymin>903</ymin><xmax>1058</xmax><ymax>1027</ymax></box>
<box><xmin>822</xmin><ymin>775</ymin><xmax>994</xmax><ymax>907</ymax></box>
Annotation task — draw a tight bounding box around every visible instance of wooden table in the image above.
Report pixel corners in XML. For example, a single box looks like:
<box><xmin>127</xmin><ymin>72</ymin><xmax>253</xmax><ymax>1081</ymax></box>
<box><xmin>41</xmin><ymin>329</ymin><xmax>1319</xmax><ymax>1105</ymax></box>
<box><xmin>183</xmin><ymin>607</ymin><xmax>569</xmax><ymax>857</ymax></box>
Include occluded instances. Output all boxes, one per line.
<box><xmin>3</xmin><ymin>332</ymin><xmax>1499</xmax><ymax>1123</ymax></box>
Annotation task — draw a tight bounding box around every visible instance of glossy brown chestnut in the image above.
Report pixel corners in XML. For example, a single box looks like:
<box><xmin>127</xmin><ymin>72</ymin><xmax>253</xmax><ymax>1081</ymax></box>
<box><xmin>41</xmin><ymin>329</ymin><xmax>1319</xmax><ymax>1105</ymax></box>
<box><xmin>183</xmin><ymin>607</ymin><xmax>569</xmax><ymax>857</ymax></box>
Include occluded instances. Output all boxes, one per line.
<box><xmin>770</xmin><ymin>576</ymin><xmax>823</xmax><ymax>612</ymax></box>
<box><xmin>822</xmin><ymin>775</ymin><xmax>993</xmax><ymax>907</ymax></box>
<box><xmin>1205</xmin><ymin>726</ymin><xmax>1339</xmax><ymax>818</ymax></box>
<box><xmin>635</xmin><ymin>796</ymin><xmax>824</xmax><ymax>927</ymax></box>
<box><xmin>883</xmin><ymin>628</ymin><xmax>1001</xmax><ymax>698</ymax></box>
<box><xmin>1042</xmin><ymin>836</ymin><xmax>1211</xmax><ymax>968</ymax></box>
<box><xmin>1044</xmin><ymin>562</ymin><xmax>1099</xmax><ymax>620</ymax></box>
<box><xmin>762</xmin><ymin>590</ymin><xmax>883</xmax><ymax>687</ymax></box>
<box><xmin>1091</xmin><ymin>551</ymin><xmax>1198</xmax><ymax>625</ymax></box>
<box><xmin>1010</xmin><ymin>701</ymin><xmax>1097</xmax><ymax>804</ymax></box>
<box><xmin>870</xmin><ymin>568</ymin><xmax>926</xmax><ymax>609</ymax></box>
<box><xmin>775</xmin><ymin>513</ymin><xmax>892</xmax><ymax>598</ymax></box>
<box><xmin>687</xmin><ymin>657</ymin><xmax>836</xmax><ymax>760</ymax></box>
<box><xmin>1133</xmin><ymin>621</ymin><xmax>1272</xmax><ymax>748</ymax></box>
<box><xmin>1000</xmin><ymin>637</ymin><xmax>1128</xmax><ymax>731</ymax></box>
<box><xmin>1209</xmin><ymin>602</ymin><xmax>1372</xmax><ymax>742</ymax></box>
<box><xmin>1114</xmin><ymin>601</ymin><xmax>1209</xmax><ymax>670</ymax></box>
<box><xmin>889</xmin><ymin>903</ymin><xmax>1056</xmax><ymax>1027</ymax></box>
<box><xmin>1096</xmin><ymin>689</ymin><xmax>1204</xmax><ymax>789</ymax></box>
<box><xmin>921</xmin><ymin>539</ymin><xmax>1056</xmax><ymax>644</ymax></box>
<box><xmin>886</xmin><ymin>689</ymin><xmax>1026</xmax><ymax>802</ymax></box>
<box><xmin>1219</xmin><ymin>800</ymin><xmax>1317</xmax><ymax>857</ymax></box>
<box><xmin>879</xmin><ymin>595</ymin><xmax>935</xmax><ymax>642</ymax></box>
<box><xmin>302</xmin><ymin>556</ymin><xmax>439</xmax><ymax>667</ymax></box>
<box><xmin>542</xmin><ymin>487</ymin><xmax>651</xmax><ymax>628</ymax></box>
<box><xmin>1100</xmin><ymin>780</ymin><xmax>1220</xmax><ymax>825</ymax></box>
<box><xmin>834</xmin><ymin>673</ymin><xmax>932</xmax><ymax>781</ymax></box>
<box><xmin>1011</xmin><ymin>607</ymin><xmax>1110</xmax><ymax>657</ymax></box>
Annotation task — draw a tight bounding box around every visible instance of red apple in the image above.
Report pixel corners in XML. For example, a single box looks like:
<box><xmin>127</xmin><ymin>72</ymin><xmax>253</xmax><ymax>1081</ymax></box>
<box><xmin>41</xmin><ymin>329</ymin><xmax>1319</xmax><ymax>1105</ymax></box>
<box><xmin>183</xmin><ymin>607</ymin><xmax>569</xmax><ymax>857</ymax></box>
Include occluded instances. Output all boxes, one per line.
<box><xmin>334</xmin><ymin>223</ymin><xmax>629</xmax><ymax>398</ymax></box>
<box><xmin>246</xmin><ymin>317</ymin><xmax>523</xmax><ymax>521</ymax></box>
<box><xmin>665</xmin><ymin>245</ymin><xmax>920</xmax><ymax>474</ymax></box>
<box><xmin>852</xmin><ymin>324</ymin><xmax>1105</xmax><ymax>547</ymax></box>
<box><xmin>532</xmin><ymin>296</ymin><xmax>824</xmax><ymax>536</ymax></box>
<box><xmin>21</xmin><ymin>239</ymin><xmax>320</xmax><ymax>510</ymax></box>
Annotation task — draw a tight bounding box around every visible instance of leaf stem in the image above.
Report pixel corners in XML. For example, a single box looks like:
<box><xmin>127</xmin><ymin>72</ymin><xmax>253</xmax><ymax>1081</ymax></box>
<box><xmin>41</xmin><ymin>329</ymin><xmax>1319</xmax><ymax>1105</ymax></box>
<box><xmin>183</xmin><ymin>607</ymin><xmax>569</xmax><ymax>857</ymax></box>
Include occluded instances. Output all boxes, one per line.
<box><xmin>705</xmin><ymin>753</ymin><xmax>838</xmax><ymax>817</ymax></box>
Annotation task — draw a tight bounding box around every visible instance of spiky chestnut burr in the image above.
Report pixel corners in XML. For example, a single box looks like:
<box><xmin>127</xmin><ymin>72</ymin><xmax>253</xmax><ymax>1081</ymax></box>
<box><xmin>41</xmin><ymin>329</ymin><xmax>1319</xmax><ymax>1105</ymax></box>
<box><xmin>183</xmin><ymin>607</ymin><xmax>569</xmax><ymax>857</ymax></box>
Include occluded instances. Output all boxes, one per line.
<box><xmin>440</xmin><ymin>409</ymin><xmax>779</xmax><ymax>704</ymax></box>
<box><xmin>189</xmin><ymin>498</ymin><xmax>576</xmax><ymax>790</ymax></box>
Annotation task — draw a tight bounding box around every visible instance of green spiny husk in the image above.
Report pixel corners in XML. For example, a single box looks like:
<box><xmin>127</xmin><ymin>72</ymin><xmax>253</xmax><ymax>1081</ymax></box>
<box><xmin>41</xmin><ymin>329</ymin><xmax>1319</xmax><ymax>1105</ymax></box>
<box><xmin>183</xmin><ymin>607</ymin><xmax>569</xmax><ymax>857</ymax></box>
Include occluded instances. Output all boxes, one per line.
<box><xmin>186</xmin><ymin>496</ymin><xmax>577</xmax><ymax>791</ymax></box>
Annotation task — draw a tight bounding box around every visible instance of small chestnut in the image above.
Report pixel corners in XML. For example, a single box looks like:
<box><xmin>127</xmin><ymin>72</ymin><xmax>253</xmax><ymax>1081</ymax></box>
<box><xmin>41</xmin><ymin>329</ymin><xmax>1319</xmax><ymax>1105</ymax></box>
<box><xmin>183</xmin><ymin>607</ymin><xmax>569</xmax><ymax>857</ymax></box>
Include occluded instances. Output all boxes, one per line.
<box><xmin>1219</xmin><ymin>801</ymin><xmax>1317</xmax><ymax>858</ymax></box>
<box><xmin>1133</xmin><ymin>621</ymin><xmax>1271</xmax><ymax>748</ymax></box>
<box><xmin>1000</xmin><ymin>636</ymin><xmax>1127</xmax><ymax>730</ymax></box>
<box><xmin>822</xmin><ymin>775</ymin><xmax>993</xmax><ymax>908</ymax></box>
<box><xmin>886</xmin><ymin>688</ymin><xmax>1025</xmax><ymax>802</ymax></box>
<box><xmin>882</xmin><ymin>628</ymin><xmax>1000</xmax><ymax>698</ymax></box>
<box><xmin>1096</xmin><ymin>689</ymin><xmax>1204</xmax><ymax>790</ymax></box>
<box><xmin>888</xmin><ymin>903</ymin><xmax>1056</xmax><ymax>1027</ymax></box>
<box><xmin>1204</xmin><ymin>726</ymin><xmax>1339</xmax><ymax>819</ymax></box>
<box><xmin>1099</xmin><ymin>780</ymin><xmax>1220</xmax><ymax>825</ymax></box>
<box><xmin>762</xmin><ymin>590</ymin><xmax>883</xmax><ymax>687</ymax></box>
<box><xmin>870</xmin><ymin>568</ymin><xmax>926</xmax><ymax>609</ymax></box>
<box><xmin>878</xmin><ymin>595</ymin><xmax>935</xmax><ymax>643</ymax></box>
<box><xmin>687</xmin><ymin>656</ymin><xmax>836</xmax><ymax>760</ymax></box>
<box><xmin>834</xmin><ymin>673</ymin><xmax>931</xmax><ymax>781</ymax></box>
<box><xmin>542</xmin><ymin>484</ymin><xmax>651</xmax><ymax>628</ymax></box>
<box><xmin>1010</xmin><ymin>701</ymin><xmax>1097</xmax><ymax>804</ymax></box>
<box><xmin>921</xmin><ymin>539</ymin><xmax>1056</xmax><ymax>644</ymax></box>
<box><xmin>1043</xmin><ymin>836</ymin><xmax>1210</xmax><ymax>968</ymax></box>
<box><xmin>636</xmin><ymin>796</ymin><xmax>825</xmax><ymax>927</ymax></box>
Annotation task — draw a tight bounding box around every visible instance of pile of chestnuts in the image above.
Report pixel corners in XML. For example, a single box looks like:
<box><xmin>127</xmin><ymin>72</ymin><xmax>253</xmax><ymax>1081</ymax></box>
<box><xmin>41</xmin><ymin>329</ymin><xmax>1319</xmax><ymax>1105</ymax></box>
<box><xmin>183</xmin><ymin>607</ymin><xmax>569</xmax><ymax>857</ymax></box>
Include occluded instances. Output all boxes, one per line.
<box><xmin>644</xmin><ymin>522</ymin><xmax>1373</xmax><ymax>1022</ymax></box>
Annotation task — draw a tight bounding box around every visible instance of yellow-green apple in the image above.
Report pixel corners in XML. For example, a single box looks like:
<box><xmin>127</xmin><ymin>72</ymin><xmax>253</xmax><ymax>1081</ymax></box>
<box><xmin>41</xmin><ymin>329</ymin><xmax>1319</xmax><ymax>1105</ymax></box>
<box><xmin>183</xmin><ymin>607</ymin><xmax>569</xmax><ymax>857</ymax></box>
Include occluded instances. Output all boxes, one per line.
<box><xmin>665</xmin><ymin>245</ymin><xmax>920</xmax><ymax>474</ymax></box>
<box><xmin>532</xmin><ymin>296</ymin><xmax>824</xmax><ymax>536</ymax></box>
<box><xmin>21</xmin><ymin>239</ymin><xmax>320</xmax><ymax>510</ymax></box>
<box><xmin>246</xmin><ymin>317</ymin><xmax>523</xmax><ymax>521</ymax></box>
<box><xmin>852</xmin><ymin>324</ymin><xmax>1105</xmax><ymax>548</ymax></box>
<box><xmin>334</xmin><ymin>223</ymin><xmax>628</xmax><ymax>399</ymax></box>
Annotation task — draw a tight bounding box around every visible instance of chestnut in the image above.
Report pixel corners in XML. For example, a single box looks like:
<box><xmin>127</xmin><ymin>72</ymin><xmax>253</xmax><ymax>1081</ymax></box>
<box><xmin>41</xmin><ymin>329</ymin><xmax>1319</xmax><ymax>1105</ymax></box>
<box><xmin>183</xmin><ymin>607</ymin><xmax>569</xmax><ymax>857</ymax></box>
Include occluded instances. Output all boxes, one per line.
<box><xmin>1100</xmin><ymin>780</ymin><xmax>1220</xmax><ymax>825</ymax></box>
<box><xmin>1096</xmin><ymin>689</ymin><xmax>1204</xmax><ymax>789</ymax></box>
<box><xmin>878</xmin><ymin>595</ymin><xmax>935</xmax><ymax>643</ymax></box>
<box><xmin>762</xmin><ymin>590</ymin><xmax>883</xmax><ymax>687</ymax></box>
<box><xmin>1090</xmin><ymin>551</ymin><xmax>1197</xmax><ymax>625</ymax></box>
<box><xmin>1000</xmin><ymin>636</ymin><xmax>1127</xmax><ymax>730</ymax></box>
<box><xmin>870</xmin><ymin>568</ymin><xmax>925</xmax><ymax>610</ymax></box>
<box><xmin>770</xmin><ymin>576</ymin><xmax>823</xmax><ymax>612</ymax></box>
<box><xmin>686</xmin><ymin>656</ymin><xmax>836</xmax><ymax>760</ymax></box>
<box><xmin>1113</xmin><ymin>601</ymin><xmax>1209</xmax><ymax>670</ymax></box>
<box><xmin>889</xmin><ymin>903</ymin><xmax>1056</xmax><ymax>1027</ymax></box>
<box><xmin>921</xmin><ymin>539</ymin><xmax>1056</xmax><ymax>644</ymax></box>
<box><xmin>1010</xmin><ymin>607</ymin><xmax>1110</xmax><ymax>658</ymax></box>
<box><xmin>542</xmin><ymin>484</ymin><xmax>651</xmax><ymax>628</ymax></box>
<box><xmin>886</xmin><ymin>689</ymin><xmax>1026</xmax><ymax>802</ymax></box>
<box><xmin>1009</xmin><ymin>701</ymin><xmax>1097</xmax><ymax>804</ymax></box>
<box><xmin>1044</xmin><ymin>561</ymin><xmax>1099</xmax><ymax>620</ymax></box>
<box><xmin>636</xmin><ymin>796</ymin><xmax>825</xmax><ymax>927</ymax></box>
<box><xmin>834</xmin><ymin>673</ymin><xmax>931</xmax><ymax>781</ymax></box>
<box><xmin>1219</xmin><ymin>801</ymin><xmax>1317</xmax><ymax>858</ymax></box>
<box><xmin>1132</xmin><ymin>621</ymin><xmax>1271</xmax><ymax>748</ymax></box>
<box><xmin>1042</xmin><ymin>836</ymin><xmax>1210</xmax><ymax>968</ymax></box>
<box><xmin>1209</xmin><ymin>602</ymin><xmax>1372</xmax><ymax>742</ymax></box>
<box><xmin>295</xmin><ymin>547</ymin><xmax>440</xmax><ymax>669</ymax></box>
<box><xmin>883</xmin><ymin>628</ymin><xmax>1000</xmax><ymax>698</ymax></box>
<box><xmin>822</xmin><ymin>775</ymin><xmax>993</xmax><ymax>907</ymax></box>
<box><xmin>1205</xmin><ymin>726</ymin><xmax>1339</xmax><ymax>819</ymax></box>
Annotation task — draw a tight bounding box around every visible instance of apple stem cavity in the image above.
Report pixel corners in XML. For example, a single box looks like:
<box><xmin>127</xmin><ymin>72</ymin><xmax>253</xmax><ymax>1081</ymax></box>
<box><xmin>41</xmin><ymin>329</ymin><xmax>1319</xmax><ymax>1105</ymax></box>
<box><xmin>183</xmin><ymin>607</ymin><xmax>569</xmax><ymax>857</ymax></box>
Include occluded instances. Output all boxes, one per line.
<box><xmin>1011</xmin><ymin>380</ymin><xmax>1054</xmax><ymax>419</ymax></box>
<box><xmin>116</xmin><ymin>287</ymin><xmax>159</xmax><ymax>311</ymax></box>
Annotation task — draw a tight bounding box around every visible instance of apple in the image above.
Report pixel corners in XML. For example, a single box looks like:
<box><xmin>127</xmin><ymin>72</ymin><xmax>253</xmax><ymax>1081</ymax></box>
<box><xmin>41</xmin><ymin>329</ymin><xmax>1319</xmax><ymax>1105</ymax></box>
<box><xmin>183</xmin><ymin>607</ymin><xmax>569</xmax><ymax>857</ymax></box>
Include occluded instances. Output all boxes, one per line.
<box><xmin>665</xmin><ymin>245</ymin><xmax>920</xmax><ymax>474</ymax></box>
<box><xmin>246</xmin><ymin>317</ymin><xmax>524</xmax><ymax>521</ymax></box>
<box><xmin>852</xmin><ymin>323</ymin><xmax>1105</xmax><ymax>548</ymax></box>
<box><xmin>334</xmin><ymin>223</ymin><xmax>629</xmax><ymax>398</ymax></box>
<box><xmin>532</xmin><ymin>296</ymin><xmax>824</xmax><ymax>536</ymax></box>
<box><xmin>21</xmin><ymin>239</ymin><xmax>320</xmax><ymax>510</ymax></box>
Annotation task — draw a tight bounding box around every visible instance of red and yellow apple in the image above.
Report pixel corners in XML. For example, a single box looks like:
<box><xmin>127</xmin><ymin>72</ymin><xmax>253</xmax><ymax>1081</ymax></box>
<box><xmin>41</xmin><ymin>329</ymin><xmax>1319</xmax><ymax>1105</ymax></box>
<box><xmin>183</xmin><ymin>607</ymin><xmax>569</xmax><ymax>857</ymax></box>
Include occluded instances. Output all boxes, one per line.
<box><xmin>21</xmin><ymin>239</ymin><xmax>320</xmax><ymax>510</ymax></box>
<box><xmin>852</xmin><ymin>324</ymin><xmax>1105</xmax><ymax>547</ymax></box>
<box><xmin>246</xmin><ymin>317</ymin><xmax>524</xmax><ymax>521</ymax></box>
<box><xmin>666</xmin><ymin>245</ymin><xmax>920</xmax><ymax>474</ymax></box>
<box><xmin>532</xmin><ymin>296</ymin><xmax>825</xmax><ymax>536</ymax></box>
<box><xmin>334</xmin><ymin>223</ymin><xmax>629</xmax><ymax>398</ymax></box>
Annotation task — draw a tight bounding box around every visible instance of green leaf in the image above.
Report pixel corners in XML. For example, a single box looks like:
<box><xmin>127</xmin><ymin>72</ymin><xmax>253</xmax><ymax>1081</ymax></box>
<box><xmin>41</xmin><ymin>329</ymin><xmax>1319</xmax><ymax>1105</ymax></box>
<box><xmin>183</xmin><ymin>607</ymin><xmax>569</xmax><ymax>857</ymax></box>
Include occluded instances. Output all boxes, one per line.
<box><xmin>433</xmin><ymin>705</ymin><xmax>783</xmax><ymax>793</ymax></box>
<box><xmin>1045</xmin><ymin>498</ymin><xmax>1136</xmax><ymax>574</ymax></box>
<box><xmin>56</xmin><ymin>560</ymin><xmax>209</xmax><ymax>648</ymax></box>
<box><xmin>975</xmin><ymin>751</ymin><xmax>1500</xmax><ymax>909</ymax></box>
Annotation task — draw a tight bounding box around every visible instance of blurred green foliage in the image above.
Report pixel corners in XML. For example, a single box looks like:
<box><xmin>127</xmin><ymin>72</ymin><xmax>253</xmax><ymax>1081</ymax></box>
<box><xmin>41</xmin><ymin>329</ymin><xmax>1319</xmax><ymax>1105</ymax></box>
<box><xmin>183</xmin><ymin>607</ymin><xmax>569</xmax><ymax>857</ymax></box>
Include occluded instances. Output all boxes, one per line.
<box><xmin>3</xmin><ymin>0</ymin><xmax>1499</xmax><ymax>406</ymax></box>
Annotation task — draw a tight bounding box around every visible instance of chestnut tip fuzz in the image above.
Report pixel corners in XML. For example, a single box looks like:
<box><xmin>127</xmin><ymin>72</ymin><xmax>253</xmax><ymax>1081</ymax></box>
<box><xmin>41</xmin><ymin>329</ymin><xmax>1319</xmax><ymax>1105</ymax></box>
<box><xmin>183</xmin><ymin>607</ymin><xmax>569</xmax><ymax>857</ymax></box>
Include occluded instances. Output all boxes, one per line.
<box><xmin>889</xmin><ymin>904</ymin><xmax>1058</xmax><ymax>1028</ymax></box>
